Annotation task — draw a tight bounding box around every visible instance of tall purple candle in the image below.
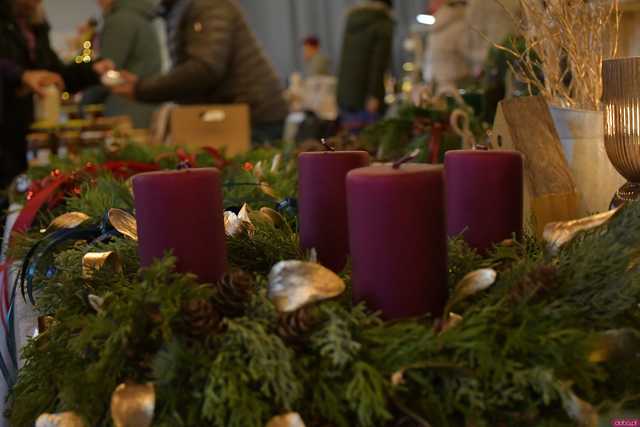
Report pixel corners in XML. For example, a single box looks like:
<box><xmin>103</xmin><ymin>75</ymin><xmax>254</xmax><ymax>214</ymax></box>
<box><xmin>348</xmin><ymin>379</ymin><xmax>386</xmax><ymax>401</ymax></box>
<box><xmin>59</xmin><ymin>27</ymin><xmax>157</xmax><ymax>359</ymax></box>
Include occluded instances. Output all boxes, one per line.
<box><xmin>445</xmin><ymin>150</ymin><xmax>524</xmax><ymax>252</ymax></box>
<box><xmin>133</xmin><ymin>168</ymin><xmax>227</xmax><ymax>283</ymax></box>
<box><xmin>347</xmin><ymin>164</ymin><xmax>447</xmax><ymax>320</ymax></box>
<box><xmin>298</xmin><ymin>151</ymin><xmax>370</xmax><ymax>272</ymax></box>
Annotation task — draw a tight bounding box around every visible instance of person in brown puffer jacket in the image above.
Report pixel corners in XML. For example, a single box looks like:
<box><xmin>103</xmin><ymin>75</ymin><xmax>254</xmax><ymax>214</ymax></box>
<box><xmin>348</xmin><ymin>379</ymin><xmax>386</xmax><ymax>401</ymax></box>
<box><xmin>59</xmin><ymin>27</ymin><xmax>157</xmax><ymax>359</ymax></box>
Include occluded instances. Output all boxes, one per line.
<box><xmin>111</xmin><ymin>0</ymin><xmax>288</xmax><ymax>143</ymax></box>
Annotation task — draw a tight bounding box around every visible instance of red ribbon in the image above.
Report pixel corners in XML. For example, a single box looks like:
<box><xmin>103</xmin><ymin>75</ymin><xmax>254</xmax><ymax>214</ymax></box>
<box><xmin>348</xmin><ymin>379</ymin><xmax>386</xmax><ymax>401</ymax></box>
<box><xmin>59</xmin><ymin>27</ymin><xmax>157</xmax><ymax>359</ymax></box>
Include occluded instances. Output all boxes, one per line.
<box><xmin>201</xmin><ymin>146</ymin><xmax>230</xmax><ymax>169</ymax></box>
<box><xmin>428</xmin><ymin>123</ymin><xmax>446</xmax><ymax>164</ymax></box>
<box><xmin>13</xmin><ymin>176</ymin><xmax>68</xmax><ymax>234</ymax></box>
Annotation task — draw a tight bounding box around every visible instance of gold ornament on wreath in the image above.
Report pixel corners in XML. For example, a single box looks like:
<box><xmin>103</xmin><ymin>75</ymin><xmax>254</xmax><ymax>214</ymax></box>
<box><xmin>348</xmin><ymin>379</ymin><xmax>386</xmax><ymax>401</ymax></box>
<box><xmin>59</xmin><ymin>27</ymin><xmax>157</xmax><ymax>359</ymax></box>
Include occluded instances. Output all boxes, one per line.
<box><xmin>268</xmin><ymin>260</ymin><xmax>346</xmax><ymax>313</ymax></box>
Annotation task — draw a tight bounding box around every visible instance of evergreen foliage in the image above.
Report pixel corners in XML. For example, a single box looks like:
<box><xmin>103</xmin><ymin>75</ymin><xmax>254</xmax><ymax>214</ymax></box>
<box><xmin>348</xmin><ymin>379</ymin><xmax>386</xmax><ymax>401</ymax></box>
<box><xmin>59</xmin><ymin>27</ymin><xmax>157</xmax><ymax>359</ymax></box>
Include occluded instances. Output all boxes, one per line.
<box><xmin>5</xmin><ymin>144</ymin><xmax>640</xmax><ymax>427</ymax></box>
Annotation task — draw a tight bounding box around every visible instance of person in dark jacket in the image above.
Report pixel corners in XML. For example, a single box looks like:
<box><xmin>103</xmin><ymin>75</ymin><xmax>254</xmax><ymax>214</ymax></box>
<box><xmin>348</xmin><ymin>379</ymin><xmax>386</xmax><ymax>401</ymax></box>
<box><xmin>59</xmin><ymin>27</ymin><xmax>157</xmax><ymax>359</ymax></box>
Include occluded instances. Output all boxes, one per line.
<box><xmin>111</xmin><ymin>0</ymin><xmax>288</xmax><ymax>143</ymax></box>
<box><xmin>337</xmin><ymin>0</ymin><xmax>394</xmax><ymax>116</ymax></box>
<box><xmin>0</xmin><ymin>0</ymin><xmax>110</xmax><ymax>187</ymax></box>
<box><xmin>84</xmin><ymin>0</ymin><xmax>163</xmax><ymax>128</ymax></box>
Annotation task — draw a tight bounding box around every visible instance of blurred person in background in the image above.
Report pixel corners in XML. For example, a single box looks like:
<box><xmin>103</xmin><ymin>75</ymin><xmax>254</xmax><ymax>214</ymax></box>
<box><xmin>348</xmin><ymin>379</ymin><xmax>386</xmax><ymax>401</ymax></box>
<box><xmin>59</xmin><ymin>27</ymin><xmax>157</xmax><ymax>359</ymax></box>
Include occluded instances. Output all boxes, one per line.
<box><xmin>0</xmin><ymin>0</ymin><xmax>112</xmax><ymax>188</ymax></box>
<box><xmin>423</xmin><ymin>0</ymin><xmax>471</xmax><ymax>95</ymax></box>
<box><xmin>336</xmin><ymin>0</ymin><xmax>394</xmax><ymax>132</ymax></box>
<box><xmin>466</xmin><ymin>0</ymin><xmax>520</xmax><ymax>76</ymax></box>
<box><xmin>111</xmin><ymin>0</ymin><xmax>288</xmax><ymax>144</ymax></box>
<box><xmin>302</xmin><ymin>36</ymin><xmax>331</xmax><ymax>78</ymax></box>
<box><xmin>83</xmin><ymin>0</ymin><xmax>163</xmax><ymax>128</ymax></box>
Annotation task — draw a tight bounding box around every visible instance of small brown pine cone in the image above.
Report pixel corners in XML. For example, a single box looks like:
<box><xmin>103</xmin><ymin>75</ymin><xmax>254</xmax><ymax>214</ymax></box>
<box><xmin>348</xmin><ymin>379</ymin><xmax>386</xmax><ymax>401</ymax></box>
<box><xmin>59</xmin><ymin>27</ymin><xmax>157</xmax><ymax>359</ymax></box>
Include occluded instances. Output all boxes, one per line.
<box><xmin>278</xmin><ymin>307</ymin><xmax>317</xmax><ymax>343</ymax></box>
<box><xmin>213</xmin><ymin>269</ymin><xmax>254</xmax><ymax>317</ymax></box>
<box><xmin>509</xmin><ymin>265</ymin><xmax>558</xmax><ymax>303</ymax></box>
<box><xmin>182</xmin><ymin>299</ymin><xmax>222</xmax><ymax>338</ymax></box>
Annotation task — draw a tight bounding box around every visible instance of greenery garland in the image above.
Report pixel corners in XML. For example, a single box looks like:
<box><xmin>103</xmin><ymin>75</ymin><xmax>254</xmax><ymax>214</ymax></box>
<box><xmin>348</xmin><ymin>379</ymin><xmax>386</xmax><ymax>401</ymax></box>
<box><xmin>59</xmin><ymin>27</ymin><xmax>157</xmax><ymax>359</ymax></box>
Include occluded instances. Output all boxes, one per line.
<box><xmin>5</xmin><ymin>143</ymin><xmax>640</xmax><ymax>427</ymax></box>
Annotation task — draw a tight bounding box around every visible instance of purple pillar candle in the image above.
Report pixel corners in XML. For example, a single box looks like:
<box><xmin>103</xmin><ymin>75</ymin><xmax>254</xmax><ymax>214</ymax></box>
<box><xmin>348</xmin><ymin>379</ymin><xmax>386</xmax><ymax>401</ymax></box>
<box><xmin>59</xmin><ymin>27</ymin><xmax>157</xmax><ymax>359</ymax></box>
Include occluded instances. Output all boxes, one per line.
<box><xmin>298</xmin><ymin>151</ymin><xmax>370</xmax><ymax>272</ymax></box>
<box><xmin>132</xmin><ymin>168</ymin><xmax>227</xmax><ymax>283</ymax></box>
<box><xmin>445</xmin><ymin>150</ymin><xmax>524</xmax><ymax>252</ymax></box>
<box><xmin>347</xmin><ymin>164</ymin><xmax>447</xmax><ymax>320</ymax></box>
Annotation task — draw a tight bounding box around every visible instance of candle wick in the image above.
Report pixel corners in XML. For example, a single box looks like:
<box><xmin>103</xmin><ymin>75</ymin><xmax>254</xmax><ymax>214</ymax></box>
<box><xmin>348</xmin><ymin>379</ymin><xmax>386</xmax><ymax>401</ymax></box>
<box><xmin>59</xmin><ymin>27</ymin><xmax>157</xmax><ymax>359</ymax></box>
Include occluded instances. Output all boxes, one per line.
<box><xmin>392</xmin><ymin>149</ymin><xmax>421</xmax><ymax>169</ymax></box>
<box><xmin>321</xmin><ymin>138</ymin><xmax>336</xmax><ymax>152</ymax></box>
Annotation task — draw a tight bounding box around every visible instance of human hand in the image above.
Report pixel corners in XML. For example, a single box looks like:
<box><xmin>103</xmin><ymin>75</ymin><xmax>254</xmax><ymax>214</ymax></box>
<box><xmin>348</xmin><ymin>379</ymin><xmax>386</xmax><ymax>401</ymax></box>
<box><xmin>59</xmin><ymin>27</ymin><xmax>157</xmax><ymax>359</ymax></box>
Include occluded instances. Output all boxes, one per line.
<box><xmin>110</xmin><ymin>70</ymin><xmax>139</xmax><ymax>100</ymax></box>
<box><xmin>21</xmin><ymin>70</ymin><xmax>64</xmax><ymax>97</ymax></box>
<box><xmin>93</xmin><ymin>58</ymin><xmax>116</xmax><ymax>76</ymax></box>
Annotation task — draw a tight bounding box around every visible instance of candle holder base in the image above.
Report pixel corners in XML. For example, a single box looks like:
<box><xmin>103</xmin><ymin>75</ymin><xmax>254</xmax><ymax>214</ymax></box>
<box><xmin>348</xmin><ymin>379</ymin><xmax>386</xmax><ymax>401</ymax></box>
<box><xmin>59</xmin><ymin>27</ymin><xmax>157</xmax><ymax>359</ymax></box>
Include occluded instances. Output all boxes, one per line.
<box><xmin>610</xmin><ymin>182</ymin><xmax>640</xmax><ymax>209</ymax></box>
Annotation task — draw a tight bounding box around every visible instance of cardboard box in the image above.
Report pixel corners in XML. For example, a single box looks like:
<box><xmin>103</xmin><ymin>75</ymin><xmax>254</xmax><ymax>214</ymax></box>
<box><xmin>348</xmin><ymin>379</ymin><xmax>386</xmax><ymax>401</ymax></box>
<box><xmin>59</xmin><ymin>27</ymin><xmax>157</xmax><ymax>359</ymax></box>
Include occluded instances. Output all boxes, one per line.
<box><xmin>170</xmin><ymin>104</ymin><xmax>251</xmax><ymax>156</ymax></box>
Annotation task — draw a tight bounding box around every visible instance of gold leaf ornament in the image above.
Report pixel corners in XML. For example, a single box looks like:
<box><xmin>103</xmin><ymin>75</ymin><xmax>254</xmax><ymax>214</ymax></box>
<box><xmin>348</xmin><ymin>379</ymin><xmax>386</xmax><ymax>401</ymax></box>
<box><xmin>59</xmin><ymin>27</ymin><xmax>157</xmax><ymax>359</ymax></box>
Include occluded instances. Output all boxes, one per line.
<box><xmin>559</xmin><ymin>383</ymin><xmax>598</xmax><ymax>427</ymax></box>
<box><xmin>268</xmin><ymin>261</ymin><xmax>346</xmax><ymax>312</ymax></box>
<box><xmin>37</xmin><ymin>315</ymin><xmax>56</xmax><ymax>334</ymax></box>
<box><xmin>36</xmin><ymin>412</ymin><xmax>86</xmax><ymax>427</ymax></box>
<box><xmin>108</xmin><ymin>208</ymin><xmax>138</xmax><ymax>241</ymax></box>
<box><xmin>260</xmin><ymin>182</ymin><xmax>280</xmax><ymax>199</ymax></box>
<box><xmin>543</xmin><ymin>207</ymin><xmax>619</xmax><ymax>254</ymax></box>
<box><xmin>444</xmin><ymin>269</ymin><xmax>497</xmax><ymax>314</ymax></box>
<box><xmin>224</xmin><ymin>203</ymin><xmax>255</xmax><ymax>237</ymax></box>
<box><xmin>110</xmin><ymin>382</ymin><xmax>155</xmax><ymax>427</ymax></box>
<box><xmin>44</xmin><ymin>212</ymin><xmax>90</xmax><ymax>233</ymax></box>
<box><xmin>259</xmin><ymin>207</ymin><xmax>285</xmax><ymax>227</ymax></box>
<box><xmin>265</xmin><ymin>413</ymin><xmax>306</xmax><ymax>427</ymax></box>
<box><xmin>82</xmin><ymin>251</ymin><xmax>122</xmax><ymax>279</ymax></box>
<box><xmin>587</xmin><ymin>328</ymin><xmax>640</xmax><ymax>364</ymax></box>
<box><xmin>271</xmin><ymin>153</ymin><xmax>282</xmax><ymax>173</ymax></box>
<box><xmin>439</xmin><ymin>312</ymin><xmax>464</xmax><ymax>334</ymax></box>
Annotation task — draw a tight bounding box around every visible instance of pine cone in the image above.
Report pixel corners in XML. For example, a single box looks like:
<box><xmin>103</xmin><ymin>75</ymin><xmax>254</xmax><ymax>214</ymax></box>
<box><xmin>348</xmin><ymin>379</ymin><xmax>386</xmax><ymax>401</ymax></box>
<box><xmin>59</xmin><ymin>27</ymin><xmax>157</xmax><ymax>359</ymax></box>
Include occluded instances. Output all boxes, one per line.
<box><xmin>509</xmin><ymin>265</ymin><xmax>558</xmax><ymax>303</ymax></box>
<box><xmin>182</xmin><ymin>299</ymin><xmax>222</xmax><ymax>338</ymax></box>
<box><xmin>212</xmin><ymin>269</ymin><xmax>254</xmax><ymax>317</ymax></box>
<box><xmin>278</xmin><ymin>308</ymin><xmax>317</xmax><ymax>343</ymax></box>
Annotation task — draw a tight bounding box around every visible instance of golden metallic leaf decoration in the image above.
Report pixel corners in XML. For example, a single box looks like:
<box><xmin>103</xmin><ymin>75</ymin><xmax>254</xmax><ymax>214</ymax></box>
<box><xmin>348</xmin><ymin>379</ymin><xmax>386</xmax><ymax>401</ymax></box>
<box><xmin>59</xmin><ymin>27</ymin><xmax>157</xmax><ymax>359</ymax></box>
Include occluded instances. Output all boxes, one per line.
<box><xmin>36</xmin><ymin>412</ymin><xmax>86</xmax><ymax>427</ymax></box>
<box><xmin>444</xmin><ymin>269</ymin><xmax>497</xmax><ymax>314</ymax></box>
<box><xmin>82</xmin><ymin>251</ymin><xmax>123</xmax><ymax>279</ymax></box>
<box><xmin>224</xmin><ymin>211</ymin><xmax>244</xmax><ymax>237</ymax></box>
<box><xmin>391</xmin><ymin>371</ymin><xmax>405</xmax><ymax>386</ymax></box>
<box><xmin>224</xmin><ymin>204</ymin><xmax>255</xmax><ymax>237</ymax></box>
<box><xmin>259</xmin><ymin>207</ymin><xmax>285</xmax><ymax>227</ymax></box>
<box><xmin>108</xmin><ymin>208</ymin><xmax>138</xmax><ymax>241</ymax></box>
<box><xmin>587</xmin><ymin>328</ymin><xmax>640</xmax><ymax>364</ymax></box>
<box><xmin>265</xmin><ymin>412</ymin><xmax>306</xmax><ymax>427</ymax></box>
<box><xmin>46</xmin><ymin>212</ymin><xmax>90</xmax><ymax>232</ymax></box>
<box><xmin>559</xmin><ymin>383</ymin><xmax>598</xmax><ymax>427</ymax></box>
<box><xmin>543</xmin><ymin>207</ymin><xmax>619</xmax><ymax>254</ymax></box>
<box><xmin>37</xmin><ymin>316</ymin><xmax>56</xmax><ymax>334</ymax></box>
<box><xmin>88</xmin><ymin>294</ymin><xmax>106</xmax><ymax>314</ymax></box>
<box><xmin>111</xmin><ymin>382</ymin><xmax>155</xmax><ymax>427</ymax></box>
<box><xmin>268</xmin><ymin>261</ymin><xmax>346</xmax><ymax>312</ymax></box>
<box><xmin>260</xmin><ymin>182</ymin><xmax>280</xmax><ymax>199</ymax></box>
<box><xmin>238</xmin><ymin>203</ymin><xmax>252</xmax><ymax>223</ymax></box>
<box><xmin>271</xmin><ymin>153</ymin><xmax>282</xmax><ymax>173</ymax></box>
<box><xmin>439</xmin><ymin>312</ymin><xmax>464</xmax><ymax>334</ymax></box>
<box><xmin>254</xmin><ymin>161</ymin><xmax>265</xmax><ymax>179</ymax></box>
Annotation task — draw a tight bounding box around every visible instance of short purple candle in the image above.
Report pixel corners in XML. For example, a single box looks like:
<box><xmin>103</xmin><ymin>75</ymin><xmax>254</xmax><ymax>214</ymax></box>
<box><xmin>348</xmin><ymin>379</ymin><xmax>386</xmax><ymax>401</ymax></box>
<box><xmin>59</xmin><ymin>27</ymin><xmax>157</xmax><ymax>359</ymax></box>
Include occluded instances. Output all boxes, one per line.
<box><xmin>445</xmin><ymin>150</ymin><xmax>524</xmax><ymax>252</ymax></box>
<box><xmin>298</xmin><ymin>150</ymin><xmax>370</xmax><ymax>272</ymax></box>
<box><xmin>347</xmin><ymin>164</ymin><xmax>447</xmax><ymax>320</ymax></box>
<box><xmin>133</xmin><ymin>168</ymin><xmax>227</xmax><ymax>283</ymax></box>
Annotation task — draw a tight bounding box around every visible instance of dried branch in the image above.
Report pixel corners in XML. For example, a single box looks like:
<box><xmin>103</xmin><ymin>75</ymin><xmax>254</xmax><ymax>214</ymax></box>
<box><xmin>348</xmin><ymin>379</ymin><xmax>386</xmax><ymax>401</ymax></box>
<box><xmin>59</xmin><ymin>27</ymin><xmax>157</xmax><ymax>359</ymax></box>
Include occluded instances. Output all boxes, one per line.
<box><xmin>495</xmin><ymin>0</ymin><xmax>620</xmax><ymax>110</ymax></box>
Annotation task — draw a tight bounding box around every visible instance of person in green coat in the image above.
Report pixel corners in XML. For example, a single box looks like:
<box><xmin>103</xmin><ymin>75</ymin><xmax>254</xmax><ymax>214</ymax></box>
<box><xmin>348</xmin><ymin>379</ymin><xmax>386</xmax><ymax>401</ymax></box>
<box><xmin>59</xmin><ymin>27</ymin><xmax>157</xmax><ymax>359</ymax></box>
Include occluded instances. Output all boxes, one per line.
<box><xmin>337</xmin><ymin>0</ymin><xmax>394</xmax><ymax>116</ymax></box>
<box><xmin>94</xmin><ymin>0</ymin><xmax>162</xmax><ymax>128</ymax></box>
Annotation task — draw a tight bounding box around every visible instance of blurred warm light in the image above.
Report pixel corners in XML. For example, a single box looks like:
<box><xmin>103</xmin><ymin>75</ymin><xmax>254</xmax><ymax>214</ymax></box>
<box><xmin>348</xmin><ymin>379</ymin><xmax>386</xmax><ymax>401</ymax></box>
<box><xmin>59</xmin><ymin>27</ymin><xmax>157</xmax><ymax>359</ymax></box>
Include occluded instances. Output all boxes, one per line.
<box><xmin>402</xmin><ymin>62</ymin><xmax>415</xmax><ymax>72</ymax></box>
<box><xmin>417</xmin><ymin>14</ymin><xmax>436</xmax><ymax>25</ymax></box>
<box><xmin>83</xmin><ymin>41</ymin><xmax>91</xmax><ymax>49</ymax></box>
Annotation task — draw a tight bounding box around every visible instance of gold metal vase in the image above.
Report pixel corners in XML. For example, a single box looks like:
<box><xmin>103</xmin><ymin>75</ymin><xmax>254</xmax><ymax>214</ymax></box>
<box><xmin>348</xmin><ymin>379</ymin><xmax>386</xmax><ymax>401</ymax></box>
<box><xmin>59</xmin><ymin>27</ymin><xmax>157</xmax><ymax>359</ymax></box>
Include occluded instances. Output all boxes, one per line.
<box><xmin>603</xmin><ymin>57</ymin><xmax>640</xmax><ymax>207</ymax></box>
